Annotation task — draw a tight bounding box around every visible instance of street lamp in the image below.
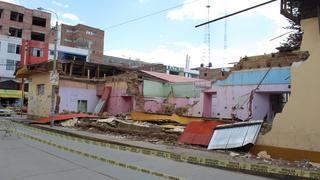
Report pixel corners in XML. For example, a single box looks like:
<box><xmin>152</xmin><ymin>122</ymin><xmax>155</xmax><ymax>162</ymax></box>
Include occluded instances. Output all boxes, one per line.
<box><xmin>37</xmin><ymin>7</ymin><xmax>59</xmax><ymax>127</ymax></box>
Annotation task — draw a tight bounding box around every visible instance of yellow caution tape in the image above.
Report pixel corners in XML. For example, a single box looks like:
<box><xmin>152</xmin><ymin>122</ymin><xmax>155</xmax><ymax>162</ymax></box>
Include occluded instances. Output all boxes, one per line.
<box><xmin>10</xmin><ymin>122</ymin><xmax>320</xmax><ymax>179</ymax></box>
<box><xmin>12</xmin><ymin>130</ymin><xmax>184</xmax><ymax>180</ymax></box>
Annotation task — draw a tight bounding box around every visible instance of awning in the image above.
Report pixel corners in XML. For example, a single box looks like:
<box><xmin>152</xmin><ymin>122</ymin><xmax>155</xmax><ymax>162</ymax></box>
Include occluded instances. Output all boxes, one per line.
<box><xmin>0</xmin><ymin>89</ymin><xmax>28</xmax><ymax>99</ymax></box>
<box><xmin>208</xmin><ymin>120</ymin><xmax>263</xmax><ymax>150</ymax></box>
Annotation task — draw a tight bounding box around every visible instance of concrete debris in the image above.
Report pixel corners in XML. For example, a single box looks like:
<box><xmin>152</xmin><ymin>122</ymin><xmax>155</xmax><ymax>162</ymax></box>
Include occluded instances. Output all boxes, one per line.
<box><xmin>257</xmin><ymin>151</ymin><xmax>271</xmax><ymax>159</ymax></box>
<box><xmin>60</xmin><ymin>118</ymin><xmax>78</xmax><ymax>127</ymax></box>
<box><xmin>96</xmin><ymin>117</ymin><xmax>117</xmax><ymax>123</ymax></box>
<box><xmin>310</xmin><ymin>162</ymin><xmax>320</xmax><ymax>168</ymax></box>
<box><xmin>229</xmin><ymin>152</ymin><xmax>240</xmax><ymax>157</ymax></box>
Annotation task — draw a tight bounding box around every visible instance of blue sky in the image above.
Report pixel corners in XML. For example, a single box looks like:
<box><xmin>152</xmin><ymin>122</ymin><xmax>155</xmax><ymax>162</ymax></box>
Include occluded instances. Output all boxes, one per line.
<box><xmin>5</xmin><ymin>0</ymin><xmax>290</xmax><ymax>68</ymax></box>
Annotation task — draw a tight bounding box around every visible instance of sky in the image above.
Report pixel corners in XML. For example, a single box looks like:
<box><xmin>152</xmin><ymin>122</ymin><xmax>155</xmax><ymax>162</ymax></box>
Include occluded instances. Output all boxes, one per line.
<box><xmin>3</xmin><ymin>0</ymin><xmax>291</xmax><ymax>68</ymax></box>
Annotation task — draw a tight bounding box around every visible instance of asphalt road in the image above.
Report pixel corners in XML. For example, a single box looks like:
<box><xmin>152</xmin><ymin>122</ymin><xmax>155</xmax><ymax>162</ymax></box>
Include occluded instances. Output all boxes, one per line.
<box><xmin>0</xmin><ymin>119</ymin><xmax>273</xmax><ymax>180</ymax></box>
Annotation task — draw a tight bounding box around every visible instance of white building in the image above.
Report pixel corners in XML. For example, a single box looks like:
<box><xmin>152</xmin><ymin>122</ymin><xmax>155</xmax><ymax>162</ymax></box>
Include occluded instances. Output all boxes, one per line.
<box><xmin>49</xmin><ymin>44</ymin><xmax>89</xmax><ymax>62</ymax></box>
<box><xmin>0</xmin><ymin>35</ymin><xmax>21</xmax><ymax>80</ymax></box>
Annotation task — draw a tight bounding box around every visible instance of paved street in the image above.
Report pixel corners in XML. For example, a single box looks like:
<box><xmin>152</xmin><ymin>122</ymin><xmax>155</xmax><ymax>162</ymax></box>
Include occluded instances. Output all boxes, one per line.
<box><xmin>0</xmin><ymin>119</ymin><xmax>272</xmax><ymax>180</ymax></box>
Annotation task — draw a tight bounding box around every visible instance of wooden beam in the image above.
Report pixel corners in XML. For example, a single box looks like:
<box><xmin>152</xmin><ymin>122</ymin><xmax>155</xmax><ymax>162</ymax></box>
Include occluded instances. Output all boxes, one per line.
<box><xmin>69</xmin><ymin>62</ymin><xmax>73</xmax><ymax>76</ymax></box>
<box><xmin>82</xmin><ymin>63</ymin><xmax>86</xmax><ymax>77</ymax></box>
<box><xmin>97</xmin><ymin>65</ymin><xmax>100</xmax><ymax>78</ymax></box>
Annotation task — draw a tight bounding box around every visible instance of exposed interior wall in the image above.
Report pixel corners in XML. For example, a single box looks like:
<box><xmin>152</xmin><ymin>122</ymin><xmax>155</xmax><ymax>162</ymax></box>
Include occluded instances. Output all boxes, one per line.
<box><xmin>143</xmin><ymin>80</ymin><xmax>203</xmax><ymax>116</ymax></box>
<box><xmin>27</xmin><ymin>72</ymin><xmax>52</xmax><ymax>117</ymax></box>
<box><xmin>104</xmin><ymin>81</ymin><xmax>133</xmax><ymax>114</ymax></box>
<box><xmin>211</xmin><ymin>84</ymin><xmax>289</xmax><ymax>121</ymax></box>
<box><xmin>59</xmin><ymin>80</ymin><xmax>98</xmax><ymax>113</ymax></box>
<box><xmin>255</xmin><ymin>18</ymin><xmax>320</xmax><ymax>162</ymax></box>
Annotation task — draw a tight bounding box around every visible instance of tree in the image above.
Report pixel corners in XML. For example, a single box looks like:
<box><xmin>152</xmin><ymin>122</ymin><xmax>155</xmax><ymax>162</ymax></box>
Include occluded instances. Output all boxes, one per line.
<box><xmin>278</xmin><ymin>0</ymin><xmax>302</xmax><ymax>51</ymax></box>
<box><xmin>278</xmin><ymin>20</ymin><xmax>303</xmax><ymax>51</ymax></box>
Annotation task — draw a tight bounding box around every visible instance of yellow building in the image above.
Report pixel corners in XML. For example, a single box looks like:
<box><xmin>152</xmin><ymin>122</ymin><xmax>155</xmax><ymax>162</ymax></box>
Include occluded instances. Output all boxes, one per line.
<box><xmin>253</xmin><ymin>0</ymin><xmax>320</xmax><ymax>163</ymax></box>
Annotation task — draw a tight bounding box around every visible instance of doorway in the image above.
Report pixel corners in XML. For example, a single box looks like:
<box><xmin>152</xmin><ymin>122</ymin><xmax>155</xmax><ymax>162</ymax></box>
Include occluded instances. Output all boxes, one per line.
<box><xmin>203</xmin><ymin>92</ymin><xmax>215</xmax><ymax>117</ymax></box>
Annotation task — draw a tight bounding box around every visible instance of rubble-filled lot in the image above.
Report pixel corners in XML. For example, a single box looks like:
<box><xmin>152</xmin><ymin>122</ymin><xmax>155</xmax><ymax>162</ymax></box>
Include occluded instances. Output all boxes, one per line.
<box><xmin>45</xmin><ymin>113</ymin><xmax>320</xmax><ymax>173</ymax></box>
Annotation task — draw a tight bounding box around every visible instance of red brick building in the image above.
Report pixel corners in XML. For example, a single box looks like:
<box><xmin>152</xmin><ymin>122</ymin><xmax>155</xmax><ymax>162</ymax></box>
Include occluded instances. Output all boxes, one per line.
<box><xmin>54</xmin><ymin>24</ymin><xmax>105</xmax><ymax>63</ymax></box>
<box><xmin>0</xmin><ymin>1</ymin><xmax>51</xmax><ymax>41</ymax></box>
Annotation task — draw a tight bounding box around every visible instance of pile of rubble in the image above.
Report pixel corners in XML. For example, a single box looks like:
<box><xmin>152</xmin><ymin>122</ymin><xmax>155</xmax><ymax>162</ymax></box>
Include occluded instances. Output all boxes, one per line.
<box><xmin>226</xmin><ymin>150</ymin><xmax>320</xmax><ymax>172</ymax></box>
<box><xmin>57</xmin><ymin>113</ymin><xmax>184</xmax><ymax>145</ymax></box>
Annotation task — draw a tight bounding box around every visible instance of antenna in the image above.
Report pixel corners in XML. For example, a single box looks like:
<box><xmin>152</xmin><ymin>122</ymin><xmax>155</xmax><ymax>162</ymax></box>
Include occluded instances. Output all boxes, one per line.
<box><xmin>223</xmin><ymin>6</ymin><xmax>228</xmax><ymax>61</ymax></box>
<box><xmin>201</xmin><ymin>0</ymin><xmax>211</xmax><ymax>67</ymax></box>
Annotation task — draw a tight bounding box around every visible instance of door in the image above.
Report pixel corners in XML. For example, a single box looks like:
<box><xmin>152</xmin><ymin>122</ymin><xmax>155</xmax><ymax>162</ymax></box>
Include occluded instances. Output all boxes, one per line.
<box><xmin>203</xmin><ymin>92</ymin><xmax>213</xmax><ymax>117</ymax></box>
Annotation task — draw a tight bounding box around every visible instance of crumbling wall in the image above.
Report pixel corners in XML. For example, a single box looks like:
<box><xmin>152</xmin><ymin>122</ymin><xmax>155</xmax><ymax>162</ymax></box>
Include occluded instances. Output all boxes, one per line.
<box><xmin>27</xmin><ymin>72</ymin><xmax>52</xmax><ymax>118</ymax></box>
<box><xmin>210</xmin><ymin>68</ymin><xmax>292</xmax><ymax>121</ymax></box>
<box><xmin>255</xmin><ymin>18</ymin><xmax>320</xmax><ymax>162</ymax></box>
<box><xmin>103</xmin><ymin>71</ymin><xmax>144</xmax><ymax>114</ymax></box>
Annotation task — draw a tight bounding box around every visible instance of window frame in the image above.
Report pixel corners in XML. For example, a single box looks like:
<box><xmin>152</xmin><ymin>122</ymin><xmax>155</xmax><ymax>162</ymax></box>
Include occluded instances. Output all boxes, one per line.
<box><xmin>6</xmin><ymin>59</ymin><xmax>15</xmax><ymax>71</ymax></box>
<box><xmin>37</xmin><ymin>84</ymin><xmax>45</xmax><ymax>95</ymax></box>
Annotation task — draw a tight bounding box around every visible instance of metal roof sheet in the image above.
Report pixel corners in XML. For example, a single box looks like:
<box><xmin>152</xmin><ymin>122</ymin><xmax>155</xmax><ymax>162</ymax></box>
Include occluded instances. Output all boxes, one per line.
<box><xmin>178</xmin><ymin>121</ymin><xmax>227</xmax><ymax>146</ymax></box>
<box><xmin>207</xmin><ymin>120</ymin><xmax>263</xmax><ymax>150</ymax></box>
<box><xmin>141</xmin><ymin>70</ymin><xmax>207</xmax><ymax>83</ymax></box>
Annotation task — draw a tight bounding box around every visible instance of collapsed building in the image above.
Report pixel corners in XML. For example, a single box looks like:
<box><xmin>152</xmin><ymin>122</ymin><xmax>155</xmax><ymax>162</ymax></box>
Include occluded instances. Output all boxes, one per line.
<box><xmin>16</xmin><ymin>60</ymin><xmax>210</xmax><ymax>118</ymax></box>
<box><xmin>202</xmin><ymin>51</ymin><xmax>309</xmax><ymax>122</ymax></box>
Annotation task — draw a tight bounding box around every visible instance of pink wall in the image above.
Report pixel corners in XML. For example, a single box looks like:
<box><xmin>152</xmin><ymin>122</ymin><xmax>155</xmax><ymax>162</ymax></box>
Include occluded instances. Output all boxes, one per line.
<box><xmin>144</xmin><ymin>98</ymin><xmax>163</xmax><ymax>112</ymax></box>
<box><xmin>59</xmin><ymin>87</ymin><xmax>99</xmax><ymax>113</ymax></box>
<box><xmin>210</xmin><ymin>84</ymin><xmax>290</xmax><ymax>121</ymax></box>
<box><xmin>203</xmin><ymin>92</ymin><xmax>213</xmax><ymax>117</ymax></box>
<box><xmin>107</xmin><ymin>96</ymin><xmax>133</xmax><ymax>115</ymax></box>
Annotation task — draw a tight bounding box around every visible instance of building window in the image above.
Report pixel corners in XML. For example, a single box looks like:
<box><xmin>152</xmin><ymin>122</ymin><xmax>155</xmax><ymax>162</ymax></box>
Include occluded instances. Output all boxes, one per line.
<box><xmin>7</xmin><ymin>43</ymin><xmax>15</xmax><ymax>53</ymax></box>
<box><xmin>30</xmin><ymin>48</ymin><xmax>44</xmax><ymax>57</ymax></box>
<box><xmin>64</xmin><ymin>38</ymin><xmax>73</xmax><ymax>42</ymax></box>
<box><xmin>37</xmin><ymin>84</ymin><xmax>45</xmax><ymax>95</ymax></box>
<box><xmin>10</xmin><ymin>11</ymin><xmax>24</xmax><ymax>22</ymax></box>
<box><xmin>6</xmin><ymin>60</ymin><xmax>15</xmax><ymax>70</ymax></box>
<box><xmin>7</xmin><ymin>43</ymin><xmax>21</xmax><ymax>54</ymax></box>
<box><xmin>86</xmin><ymin>31</ymin><xmax>96</xmax><ymax>36</ymax></box>
<box><xmin>16</xmin><ymin>45</ymin><xmax>21</xmax><ymax>54</ymax></box>
<box><xmin>0</xmin><ymin>9</ymin><xmax>3</xmax><ymax>19</ymax></box>
<box><xmin>9</xmin><ymin>27</ymin><xmax>22</xmax><ymax>38</ymax></box>
<box><xmin>32</xmin><ymin>16</ymin><xmax>46</xmax><ymax>27</ymax></box>
<box><xmin>49</xmin><ymin>50</ymin><xmax>55</xmax><ymax>56</ymax></box>
<box><xmin>66</xmin><ymin>29</ymin><xmax>73</xmax><ymax>33</ymax></box>
<box><xmin>77</xmin><ymin>100</ymin><xmax>87</xmax><ymax>112</ymax></box>
<box><xmin>31</xmin><ymin>32</ymin><xmax>45</xmax><ymax>41</ymax></box>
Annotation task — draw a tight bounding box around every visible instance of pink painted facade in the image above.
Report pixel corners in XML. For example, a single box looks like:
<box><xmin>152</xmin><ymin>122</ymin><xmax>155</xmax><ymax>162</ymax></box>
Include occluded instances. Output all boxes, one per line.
<box><xmin>103</xmin><ymin>82</ymin><xmax>133</xmax><ymax>114</ymax></box>
<box><xmin>208</xmin><ymin>84</ymin><xmax>290</xmax><ymax>122</ymax></box>
<box><xmin>58</xmin><ymin>80</ymin><xmax>99</xmax><ymax>113</ymax></box>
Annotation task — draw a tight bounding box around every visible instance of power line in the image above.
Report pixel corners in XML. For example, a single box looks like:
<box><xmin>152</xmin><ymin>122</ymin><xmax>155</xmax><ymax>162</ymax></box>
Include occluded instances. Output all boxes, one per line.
<box><xmin>104</xmin><ymin>0</ymin><xmax>203</xmax><ymax>30</ymax></box>
<box><xmin>195</xmin><ymin>0</ymin><xmax>278</xmax><ymax>28</ymax></box>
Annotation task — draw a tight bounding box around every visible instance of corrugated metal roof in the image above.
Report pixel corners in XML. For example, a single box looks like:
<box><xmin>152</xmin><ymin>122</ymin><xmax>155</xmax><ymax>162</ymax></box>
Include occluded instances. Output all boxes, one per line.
<box><xmin>141</xmin><ymin>70</ymin><xmax>206</xmax><ymax>83</ymax></box>
<box><xmin>207</xmin><ymin>120</ymin><xmax>263</xmax><ymax>150</ymax></box>
<box><xmin>178</xmin><ymin>121</ymin><xmax>227</xmax><ymax>146</ymax></box>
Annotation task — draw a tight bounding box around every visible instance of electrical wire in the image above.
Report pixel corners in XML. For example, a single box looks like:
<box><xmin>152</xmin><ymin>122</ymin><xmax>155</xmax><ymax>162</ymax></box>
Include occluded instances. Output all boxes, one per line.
<box><xmin>104</xmin><ymin>0</ymin><xmax>203</xmax><ymax>30</ymax></box>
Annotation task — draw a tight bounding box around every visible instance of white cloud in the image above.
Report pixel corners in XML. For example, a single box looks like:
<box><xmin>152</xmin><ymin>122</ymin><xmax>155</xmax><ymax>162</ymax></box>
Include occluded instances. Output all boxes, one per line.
<box><xmin>105</xmin><ymin>30</ymin><xmax>289</xmax><ymax>69</ymax></box>
<box><xmin>1</xmin><ymin>0</ymin><xmax>20</xmax><ymax>4</ymax></box>
<box><xmin>106</xmin><ymin>42</ymin><xmax>246</xmax><ymax>68</ymax></box>
<box><xmin>105</xmin><ymin>0</ymin><xmax>292</xmax><ymax>69</ymax></box>
<box><xmin>52</xmin><ymin>1</ymin><xmax>69</xmax><ymax>8</ymax></box>
<box><xmin>167</xmin><ymin>0</ymin><xmax>289</xmax><ymax>27</ymax></box>
<box><xmin>138</xmin><ymin>0</ymin><xmax>144</xmax><ymax>3</ymax></box>
<box><xmin>62</xmin><ymin>13</ymin><xmax>79</xmax><ymax>21</ymax></box>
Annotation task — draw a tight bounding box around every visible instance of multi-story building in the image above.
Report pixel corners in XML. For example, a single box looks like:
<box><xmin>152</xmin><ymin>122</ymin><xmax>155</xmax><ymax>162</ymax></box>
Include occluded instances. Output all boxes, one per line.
<box><xmin>0</xmin><ymin>1</ymin><xmax>51</xmax><ymax>106</ymax></box>
<box><xmin>51</xmin><ymin>24</ymin><xmax>104</xmax><ymax>63</ymax></box>
<box><xmin>0</xmin><ymin>1</ymin><xmax>51</xmax><ymax>80</ymax></box>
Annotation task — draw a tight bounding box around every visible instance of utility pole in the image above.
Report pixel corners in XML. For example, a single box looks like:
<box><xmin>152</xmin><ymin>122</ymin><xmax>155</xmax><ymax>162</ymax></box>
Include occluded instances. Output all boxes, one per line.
<box><xmin>37</xmin><ymin>7</ymin><xmax>59</xmax><ymax>127</ymax></box>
